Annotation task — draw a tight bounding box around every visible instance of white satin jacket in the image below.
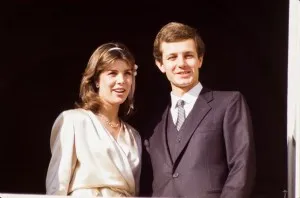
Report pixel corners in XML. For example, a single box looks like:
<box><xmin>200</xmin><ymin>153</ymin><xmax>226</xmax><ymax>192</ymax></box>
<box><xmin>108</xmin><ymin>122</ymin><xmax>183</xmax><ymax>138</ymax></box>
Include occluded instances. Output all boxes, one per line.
<box><xmin>45</xmin><ymin>108</ymin><xmax>142</xmax><ymax>197</ymax></box>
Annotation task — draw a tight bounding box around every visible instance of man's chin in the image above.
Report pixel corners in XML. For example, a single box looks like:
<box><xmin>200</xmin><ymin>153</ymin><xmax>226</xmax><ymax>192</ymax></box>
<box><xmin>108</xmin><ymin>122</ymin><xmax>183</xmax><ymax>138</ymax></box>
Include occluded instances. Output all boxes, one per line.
<box><xmin>176</xmin><ymin>81</ymin><xmax>193</xmax><ymax>88</ymax></box>
<box><xmin>173</xmin><ymin>80</ymin><xmax>198</xmax><ymax>90</ymax></box>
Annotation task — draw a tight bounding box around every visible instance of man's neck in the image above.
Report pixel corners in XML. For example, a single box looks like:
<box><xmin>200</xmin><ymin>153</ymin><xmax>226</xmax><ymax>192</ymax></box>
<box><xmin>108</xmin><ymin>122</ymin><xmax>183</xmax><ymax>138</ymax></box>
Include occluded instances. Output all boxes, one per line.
<box><xmin>171</xmin><ymin>81</ymin><xmax>199</xmax><ymax>97</ymax></box>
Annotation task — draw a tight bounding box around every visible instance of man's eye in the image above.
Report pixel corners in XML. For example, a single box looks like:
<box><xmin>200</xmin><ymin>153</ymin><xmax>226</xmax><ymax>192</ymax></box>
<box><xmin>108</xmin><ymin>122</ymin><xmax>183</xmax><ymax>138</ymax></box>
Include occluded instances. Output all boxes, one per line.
<box><xmin>168</xmin><ymin>56</ymin><xmax>176</xmax><ymax>60</ymax></box>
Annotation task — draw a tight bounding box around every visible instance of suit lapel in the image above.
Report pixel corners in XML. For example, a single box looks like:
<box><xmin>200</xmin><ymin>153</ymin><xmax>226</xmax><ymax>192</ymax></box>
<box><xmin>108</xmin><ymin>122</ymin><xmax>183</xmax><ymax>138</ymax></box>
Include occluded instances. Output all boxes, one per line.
<box><xmin>152</xmin><ymin>105</ymin><xmax>173</xmax><ymax>167</ymax></box>
<box><xmin>173</xmin><ymin>88</ymin><xmax>213</xmax><ymax>163</ymax></box>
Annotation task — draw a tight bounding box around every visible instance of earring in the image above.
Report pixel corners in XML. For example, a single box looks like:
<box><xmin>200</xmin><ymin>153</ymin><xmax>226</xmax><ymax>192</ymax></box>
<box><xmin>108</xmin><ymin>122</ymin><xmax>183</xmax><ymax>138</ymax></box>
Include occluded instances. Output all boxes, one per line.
<box><xmin>126</xmin><ymin>103</ymin><xmax>134</xmax><ymax>115</ymax></box>
<box><xmin>96</xmin><ymin>84</ymin><xmax>99</xmax><ymax>88</ymax></box>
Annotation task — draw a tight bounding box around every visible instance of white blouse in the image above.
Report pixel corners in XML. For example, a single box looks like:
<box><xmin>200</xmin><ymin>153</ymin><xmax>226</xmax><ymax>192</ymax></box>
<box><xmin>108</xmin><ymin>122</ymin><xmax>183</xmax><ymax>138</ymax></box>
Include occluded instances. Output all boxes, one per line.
<box><xmin>46</xmin><ymin>108</ymin><xmax>142</xmax><ymax>197</ymax></box>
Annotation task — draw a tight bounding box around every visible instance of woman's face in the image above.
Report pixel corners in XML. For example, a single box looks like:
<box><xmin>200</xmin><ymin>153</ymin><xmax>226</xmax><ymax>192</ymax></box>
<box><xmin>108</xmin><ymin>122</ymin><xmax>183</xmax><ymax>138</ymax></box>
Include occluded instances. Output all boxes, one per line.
<box><xmin>97</xmin><ymin>60</ymin><xmax>133</xmax><ymax>107</ymax></box>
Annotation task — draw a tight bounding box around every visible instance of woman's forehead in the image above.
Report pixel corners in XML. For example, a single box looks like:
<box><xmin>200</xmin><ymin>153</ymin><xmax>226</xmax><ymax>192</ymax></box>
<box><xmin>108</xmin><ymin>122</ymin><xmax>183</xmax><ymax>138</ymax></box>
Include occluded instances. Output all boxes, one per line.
<box><xmin>106</xmin><ymin>59</ymin><xmax>132</xmax><ymax>70</ymax></box>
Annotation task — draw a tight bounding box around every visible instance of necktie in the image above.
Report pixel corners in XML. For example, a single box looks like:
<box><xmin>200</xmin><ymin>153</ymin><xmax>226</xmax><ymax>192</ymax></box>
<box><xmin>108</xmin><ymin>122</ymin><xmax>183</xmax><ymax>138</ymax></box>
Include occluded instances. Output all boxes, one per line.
<box><xmin>176</xmin><ymin>99</ymin><xmax>185</xmax><ymax>131</ymax></box>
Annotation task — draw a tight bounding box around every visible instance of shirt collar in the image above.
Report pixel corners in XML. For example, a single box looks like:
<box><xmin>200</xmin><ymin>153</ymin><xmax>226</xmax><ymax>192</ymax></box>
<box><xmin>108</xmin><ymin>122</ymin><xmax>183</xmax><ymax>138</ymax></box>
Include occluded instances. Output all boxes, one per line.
<box><xmin>171</xmin><ymin>82</ymin><xmax>203</xmax><ymax>109</ymax></box>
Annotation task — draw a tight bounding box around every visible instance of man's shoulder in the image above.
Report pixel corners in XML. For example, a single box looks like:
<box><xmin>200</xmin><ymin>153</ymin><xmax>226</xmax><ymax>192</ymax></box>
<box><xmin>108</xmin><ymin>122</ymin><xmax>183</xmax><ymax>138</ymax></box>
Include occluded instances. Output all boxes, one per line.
<box><xmin>211</xmin><ymin>90</ymin><xmax>243</xmax><ymax>98</ymax></box>
<box><xmin>207</xmin><ymin>91</ymin><xmax>250</xmax><ymax>111</ymax></box>
<box><xmin>200</xmin><ymin>88</ymin><xmax>246</xmax><ymax>105</ymax></box>
<box><xmin>201</xmin><ymin>86</ymin><xmax>242</xmax><ymax>98</ymax></box>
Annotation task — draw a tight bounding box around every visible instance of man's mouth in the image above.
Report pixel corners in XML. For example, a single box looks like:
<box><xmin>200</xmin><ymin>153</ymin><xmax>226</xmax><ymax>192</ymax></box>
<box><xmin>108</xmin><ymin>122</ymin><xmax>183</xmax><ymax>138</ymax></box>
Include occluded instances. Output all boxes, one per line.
<box><xmin>177</xmin><ymin>71</ymin><xmax>191</xmax><ymax>75</ymax></box>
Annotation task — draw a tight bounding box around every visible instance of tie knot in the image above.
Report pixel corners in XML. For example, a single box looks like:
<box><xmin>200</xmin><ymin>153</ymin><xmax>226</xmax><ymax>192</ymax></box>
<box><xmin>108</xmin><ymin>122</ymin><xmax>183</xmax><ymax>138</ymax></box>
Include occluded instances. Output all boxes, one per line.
<box><xmin>176</xmin><ymin>99</ymin><xmax>185</xmax><ymax>107</ymax></box>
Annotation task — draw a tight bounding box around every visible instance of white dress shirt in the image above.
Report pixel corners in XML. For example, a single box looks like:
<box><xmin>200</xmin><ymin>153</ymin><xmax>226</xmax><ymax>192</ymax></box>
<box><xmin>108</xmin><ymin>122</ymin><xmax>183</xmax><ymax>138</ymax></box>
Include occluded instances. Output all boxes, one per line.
<box><xmin>170</xmin><ymin>82</ymin><xmax>203</xmax><ymax>124</ymax></box>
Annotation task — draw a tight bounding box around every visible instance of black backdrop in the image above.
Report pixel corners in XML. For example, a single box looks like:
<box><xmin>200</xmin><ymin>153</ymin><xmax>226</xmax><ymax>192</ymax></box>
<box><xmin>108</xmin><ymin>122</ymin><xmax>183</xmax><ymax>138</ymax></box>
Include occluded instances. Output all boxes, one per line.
<box><xmin>0</xmin><ymin>1</ymin><xmax>288</xmax><ymax>197</ymax></box>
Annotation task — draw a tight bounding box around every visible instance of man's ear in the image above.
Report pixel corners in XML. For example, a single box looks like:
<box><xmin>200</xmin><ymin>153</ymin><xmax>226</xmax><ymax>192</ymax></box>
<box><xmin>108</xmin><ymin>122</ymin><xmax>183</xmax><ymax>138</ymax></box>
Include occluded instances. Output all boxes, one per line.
<box><xmin>198</xmin><ymin>56</ymin><xmax>204</xmax><ymax>69</ymax></box>
<box><xmin>155</xmin><ymin>60</ymin><xmax>166</xmax><ymax>73</ymax></box>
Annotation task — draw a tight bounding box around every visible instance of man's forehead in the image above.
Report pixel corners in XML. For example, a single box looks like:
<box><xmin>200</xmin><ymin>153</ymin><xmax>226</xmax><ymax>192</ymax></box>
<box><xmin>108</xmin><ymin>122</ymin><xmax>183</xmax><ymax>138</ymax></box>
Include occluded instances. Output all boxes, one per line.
<box><xmin>161</xmin><ymin>40</ymin><xmax>197</xmax><ymax>54</ymax></box>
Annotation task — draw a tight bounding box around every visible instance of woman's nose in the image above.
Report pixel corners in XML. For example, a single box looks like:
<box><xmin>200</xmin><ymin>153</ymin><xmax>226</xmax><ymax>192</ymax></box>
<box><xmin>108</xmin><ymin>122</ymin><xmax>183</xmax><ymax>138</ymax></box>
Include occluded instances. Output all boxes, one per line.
<box><xmin>116</xmin><ymin>74</ymin><xmax>125</xmax><ymax>84</ymax></box>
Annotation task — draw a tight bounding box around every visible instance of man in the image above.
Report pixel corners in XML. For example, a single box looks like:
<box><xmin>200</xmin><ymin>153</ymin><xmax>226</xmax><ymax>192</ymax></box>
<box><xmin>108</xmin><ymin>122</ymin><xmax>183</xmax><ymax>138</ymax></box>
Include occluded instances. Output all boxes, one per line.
<box><xmin>144</xmin><ymin>22</ymin><xmax>255</xmax><ymax>198</ymax></box>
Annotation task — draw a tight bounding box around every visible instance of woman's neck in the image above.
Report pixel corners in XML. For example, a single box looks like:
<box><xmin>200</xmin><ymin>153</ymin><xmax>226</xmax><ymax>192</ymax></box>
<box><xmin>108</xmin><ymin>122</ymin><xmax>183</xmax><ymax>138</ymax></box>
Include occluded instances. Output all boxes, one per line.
<box><xmin>99</xmin><ymin>105</ymin><xmax>120</xmax><ymax>122</ymax></box>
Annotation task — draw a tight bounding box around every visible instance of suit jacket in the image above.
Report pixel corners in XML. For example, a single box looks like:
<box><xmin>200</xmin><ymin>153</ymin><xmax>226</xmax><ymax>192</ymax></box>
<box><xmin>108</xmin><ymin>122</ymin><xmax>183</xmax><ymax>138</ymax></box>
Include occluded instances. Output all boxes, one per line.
<box><xmin>145</xmin><ymin>88</ymin><xmax>255</xmax><ymax>198</ymax></box>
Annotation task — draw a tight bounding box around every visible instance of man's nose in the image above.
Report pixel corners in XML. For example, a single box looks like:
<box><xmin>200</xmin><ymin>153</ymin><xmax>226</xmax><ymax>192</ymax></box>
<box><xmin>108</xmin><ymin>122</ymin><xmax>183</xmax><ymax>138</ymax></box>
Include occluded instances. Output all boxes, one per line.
<box><xmin>177</xmin><ymin>56</ymin><xmax>186</xmax><ymax>67</ymax></box>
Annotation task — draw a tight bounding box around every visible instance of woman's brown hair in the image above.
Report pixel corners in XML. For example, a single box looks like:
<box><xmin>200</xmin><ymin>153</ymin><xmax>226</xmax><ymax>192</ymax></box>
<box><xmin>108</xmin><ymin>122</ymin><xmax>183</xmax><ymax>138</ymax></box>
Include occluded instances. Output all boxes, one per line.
<box><xmin>76</xmin><ymin>42</ymin><xmax>136</xmax><ymax>118</ymax></box>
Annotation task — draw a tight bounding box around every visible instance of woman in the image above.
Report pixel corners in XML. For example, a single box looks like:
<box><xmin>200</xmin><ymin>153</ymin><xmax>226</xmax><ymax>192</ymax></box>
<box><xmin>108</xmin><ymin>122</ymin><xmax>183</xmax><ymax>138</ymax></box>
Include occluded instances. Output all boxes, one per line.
<box><xmin>46</xmin><ymin>42</ymin><xmax>141</xmax><ymax>197</ymax></box>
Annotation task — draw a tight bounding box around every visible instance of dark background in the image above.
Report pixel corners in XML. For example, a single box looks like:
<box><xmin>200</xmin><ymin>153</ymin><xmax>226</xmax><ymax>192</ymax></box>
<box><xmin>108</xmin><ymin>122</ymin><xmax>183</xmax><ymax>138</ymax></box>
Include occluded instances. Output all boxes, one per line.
<box><xmin>0</xmin><ymin>1</ymin><xmax>288</xmax><ymax>197</ymax></box>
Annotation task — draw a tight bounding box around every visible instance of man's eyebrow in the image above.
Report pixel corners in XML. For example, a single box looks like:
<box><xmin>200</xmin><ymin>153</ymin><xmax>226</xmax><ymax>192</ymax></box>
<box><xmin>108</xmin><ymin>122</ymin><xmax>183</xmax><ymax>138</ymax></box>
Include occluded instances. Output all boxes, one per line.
<box><xmin>183</xmin><ymin>50</ymin><xmax>195</xmax><ymax>54</ymax></box>
<box><xmin>165</xmin><ymin>53</ymin><xmax>177</xmax><ymax>56</ymax></box>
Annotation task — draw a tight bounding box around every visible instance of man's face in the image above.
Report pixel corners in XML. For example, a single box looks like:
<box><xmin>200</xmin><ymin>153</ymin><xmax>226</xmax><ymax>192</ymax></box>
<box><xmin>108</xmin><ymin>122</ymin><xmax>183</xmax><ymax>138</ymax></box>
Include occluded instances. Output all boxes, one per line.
<box><xmin>156</xmin><ymin>39</ymin><xmax>203</xmax><ymax>96</ymax></box>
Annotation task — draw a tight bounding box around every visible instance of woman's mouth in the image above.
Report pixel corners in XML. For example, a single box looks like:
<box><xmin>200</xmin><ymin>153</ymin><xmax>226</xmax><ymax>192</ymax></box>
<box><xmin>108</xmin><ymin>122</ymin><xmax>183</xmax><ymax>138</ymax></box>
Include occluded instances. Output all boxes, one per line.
<box><xmin>113</xmin><ymin>88</ymin><xmax>126</xmax><ymax>93</ymax></box>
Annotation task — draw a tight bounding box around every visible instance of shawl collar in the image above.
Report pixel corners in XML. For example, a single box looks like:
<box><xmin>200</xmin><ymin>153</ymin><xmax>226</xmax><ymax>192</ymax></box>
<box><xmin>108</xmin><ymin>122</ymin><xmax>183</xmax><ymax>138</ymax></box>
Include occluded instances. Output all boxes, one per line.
<box><xmin>84</xmin><ymin>109</ymin><xmax>136</xmax><ymax>195</ymax></box>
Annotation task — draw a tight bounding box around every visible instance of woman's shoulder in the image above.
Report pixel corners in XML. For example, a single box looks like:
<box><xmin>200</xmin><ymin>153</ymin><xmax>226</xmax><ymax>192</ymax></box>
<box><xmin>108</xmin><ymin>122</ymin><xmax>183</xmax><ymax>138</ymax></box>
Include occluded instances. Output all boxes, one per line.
<box><xmin>55</xmin><ymin>108</ymin><xmax>91</xmax><ymax>123</ymax></box>
<box><xmin>123</xmin><ymin>122</ymin><xmax>140</xmax><ymax>138</ymax></box>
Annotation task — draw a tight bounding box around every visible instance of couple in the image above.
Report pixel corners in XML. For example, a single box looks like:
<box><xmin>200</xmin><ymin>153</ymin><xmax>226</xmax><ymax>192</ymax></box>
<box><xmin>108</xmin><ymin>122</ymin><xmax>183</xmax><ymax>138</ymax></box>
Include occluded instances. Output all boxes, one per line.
<box><xmin>46</xmin><ymin>22</ymin><xmax>255</xmax><ymax>197</ymax></box>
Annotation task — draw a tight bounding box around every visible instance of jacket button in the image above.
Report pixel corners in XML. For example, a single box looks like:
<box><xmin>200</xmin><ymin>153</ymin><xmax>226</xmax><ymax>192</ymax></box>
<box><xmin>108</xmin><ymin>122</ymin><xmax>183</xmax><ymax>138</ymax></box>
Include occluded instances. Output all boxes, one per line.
<box><xmin>172</xmin><ymin>173</ymin><xmax>179</xmax><ymax>178</ymax></box>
